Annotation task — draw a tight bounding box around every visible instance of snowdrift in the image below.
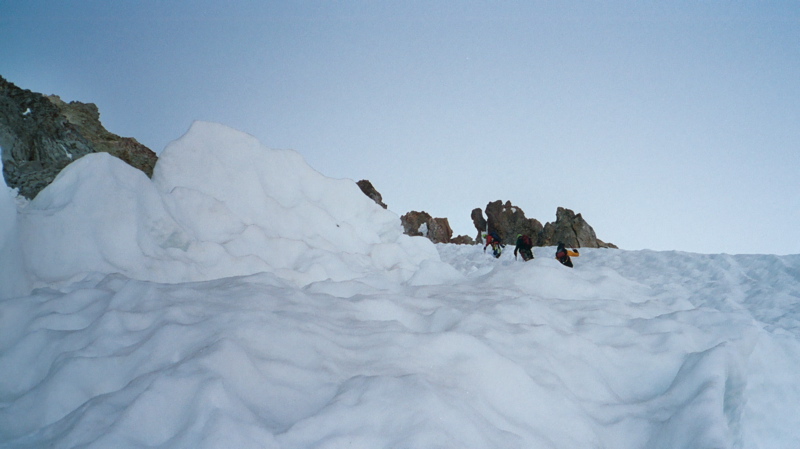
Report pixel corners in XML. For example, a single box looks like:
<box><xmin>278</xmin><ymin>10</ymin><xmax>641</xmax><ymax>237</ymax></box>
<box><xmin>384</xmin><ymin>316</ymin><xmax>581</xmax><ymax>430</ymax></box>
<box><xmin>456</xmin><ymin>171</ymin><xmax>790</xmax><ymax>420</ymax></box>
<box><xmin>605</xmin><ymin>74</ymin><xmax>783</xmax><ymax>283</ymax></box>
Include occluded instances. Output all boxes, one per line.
<box><xmin>11</xmin><ymin>121</ymin><xmax>452</xmax><ymax>291</ymax></box>
<box><xmin>2</xmin><ymin>122</ymin><xmax>800</xmax><ymax>448</ymax></box>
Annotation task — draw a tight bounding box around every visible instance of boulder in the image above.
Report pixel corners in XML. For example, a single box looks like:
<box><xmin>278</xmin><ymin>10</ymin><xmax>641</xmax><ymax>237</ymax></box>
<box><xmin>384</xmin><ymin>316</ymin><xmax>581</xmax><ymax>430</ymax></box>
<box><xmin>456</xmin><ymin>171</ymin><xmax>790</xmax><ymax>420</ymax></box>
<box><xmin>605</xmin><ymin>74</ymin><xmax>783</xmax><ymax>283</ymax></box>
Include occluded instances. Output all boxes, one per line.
<box><xmin>401</xmin><ymin>210</ymin><xmax>431</xmax><ymax>237</ymax></box>
<box><xmin>400</xmin><ymin>211</ymin><xmax>453</xmax><ymax>244</ymax></box>
<box><xmin>0</xmin><ymin>76</ymin><xmax>157</xmax><ymax>198</ymax></box>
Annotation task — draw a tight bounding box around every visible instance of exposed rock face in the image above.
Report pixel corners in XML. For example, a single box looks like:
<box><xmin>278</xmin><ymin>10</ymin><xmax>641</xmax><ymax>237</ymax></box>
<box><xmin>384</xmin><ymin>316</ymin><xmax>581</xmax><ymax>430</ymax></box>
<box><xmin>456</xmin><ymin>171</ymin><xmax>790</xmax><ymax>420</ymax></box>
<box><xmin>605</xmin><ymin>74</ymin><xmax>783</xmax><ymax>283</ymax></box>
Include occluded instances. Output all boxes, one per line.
<box><xmin>472</xmin><ymin>200</ymin><xmax>544</xmax><ymax>245</ymax></box>
<box><xmin>0</xmin><ymin>76</ymin><xmax>157</xmax><ymax>199</ymax></box>
<box><xmin>449</xmin><ymin>234</ymin><xmax>475</xmax><ymax>245</ymax></box>
<box><xmin>471</xmin><ymin>208</ymin><xmax>487</xmax><ymax>242</ymax></box>
<box><xmin>484</xmin><ymin>200</ymin><xmax>545</xmax><ymax>245</ymax></box>
<box><xmin>427</xmin><ymin>218</ymin><xmax>454</xmax><ymax>245</ymax></box>
<box><xmin>356</xmin><ymin>179</ymin><xmax>387</xmax><ymax>209</ymax></box>
<box><xmin>540</xmin><ymin>207</ymin><xmax>616</xmax><ymax>248</ymax></box>
<box><xmin>472</xmin><ymin>200</ymin><xmax>616</xmax><ymax>248</ymax></box>
<box><xmin>400</xmin><ymin>211</ymin><xmax>453</xmax><ymax>244</ymax></box>
<box><xmin>401</xmin><ymin>211</ymin><xmax>429</xmax><ymax>237</ymax></box>
<box><xmin>47</xmin><ymin>95</ymin><xmax>157</xmax><ymax>178</ymax></box>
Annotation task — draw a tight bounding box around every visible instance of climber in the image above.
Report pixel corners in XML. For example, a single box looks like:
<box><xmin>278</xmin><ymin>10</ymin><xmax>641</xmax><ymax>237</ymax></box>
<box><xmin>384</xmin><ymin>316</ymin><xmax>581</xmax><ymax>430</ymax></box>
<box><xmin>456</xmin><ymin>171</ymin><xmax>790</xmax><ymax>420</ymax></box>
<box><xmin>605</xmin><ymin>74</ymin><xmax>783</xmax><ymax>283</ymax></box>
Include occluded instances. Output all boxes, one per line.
<box><xmin>514</xmin><ymin>234</ymin><xmax>534</xmax><ymax>261</ymax></box>
<box><xmin>555</xmin><ymin>242</ymin><xmax>579</xmax><ymax>267</ymax></box>
<box><xmin>483</xmin><ymin>230</ymin><xmax>504</xmax><ymax>258</ymax></box>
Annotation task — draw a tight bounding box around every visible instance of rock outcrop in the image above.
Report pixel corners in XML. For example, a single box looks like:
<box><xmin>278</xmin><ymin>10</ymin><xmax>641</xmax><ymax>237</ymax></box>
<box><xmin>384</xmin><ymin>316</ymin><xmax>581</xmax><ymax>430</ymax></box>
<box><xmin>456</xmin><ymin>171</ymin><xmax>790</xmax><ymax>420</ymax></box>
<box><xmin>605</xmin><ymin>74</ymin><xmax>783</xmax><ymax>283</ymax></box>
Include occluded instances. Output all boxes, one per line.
<box><xmin>47</xmin><ymin>95</ymin><xmax>157</xmax><ymax>178</ymax></box>
<box><xmin>470</xmin><ymin>208</ymin><xmax>487</xmax><ymax>241</ymax></box>
<box><xmin>0</xmin><ymin>76</ymin><xmax>157</xmax><ymax>199</ymax></box>
<box><xmin>356</xmin><ymin>179</ymin><xmax>387</xmax><ymax>209</ymax></box>
<box><xmin>472</xmin><ymin>200</ymin><xmax>616</xmax><ymax>248</ymax></box>
<box><xmin>355</xmin><ymin>180</ymin><xmax>474</xmax><ymax>244</ymax></box>
<box><xmin>540</xmin><ymin>207</ymin><xmax>616</xmax><ymax>248</ymax></box>
<box><xmin>482</xmin><ymin>200</ymin><xmax>545</xmax><ymax>245</ymax></box>
<box><xmin>400</xmin><ymin>210</ymin><xmax>474</xmax><ymax>245</ymax></box>
<box><xmin>449</xmin><ymin>234</ymin><xmax>475</xmax><ymax>245</ymax></box>
<box><xmin>400</xmin><ymin>211</ymin><xmax>452</xmax><ymax>244</ymax></box>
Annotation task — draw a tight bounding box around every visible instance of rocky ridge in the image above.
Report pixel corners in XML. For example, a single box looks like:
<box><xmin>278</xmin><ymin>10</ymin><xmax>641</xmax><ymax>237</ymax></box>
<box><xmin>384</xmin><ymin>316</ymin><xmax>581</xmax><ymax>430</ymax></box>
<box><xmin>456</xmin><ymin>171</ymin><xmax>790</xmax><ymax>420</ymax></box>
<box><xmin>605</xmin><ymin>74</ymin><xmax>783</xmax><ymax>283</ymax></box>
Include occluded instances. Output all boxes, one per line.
<box><xmin>2</xmin><ymin>77</ymin><xmax>615</xmax><ymax>249</ymax></box>
<box><xmin>0</xmin><ymin>75</ymin><xmax>157</xmax><ymax>199</ymax></box>
<box><xmin>362</xmin><ymin>182</ymin><xmax>614</xmax><ymax>248</ymax></box>
<box><xmin>473</xmin><ymin>200</ymin><xmax>616</xmax><ymax>249</ymax></box>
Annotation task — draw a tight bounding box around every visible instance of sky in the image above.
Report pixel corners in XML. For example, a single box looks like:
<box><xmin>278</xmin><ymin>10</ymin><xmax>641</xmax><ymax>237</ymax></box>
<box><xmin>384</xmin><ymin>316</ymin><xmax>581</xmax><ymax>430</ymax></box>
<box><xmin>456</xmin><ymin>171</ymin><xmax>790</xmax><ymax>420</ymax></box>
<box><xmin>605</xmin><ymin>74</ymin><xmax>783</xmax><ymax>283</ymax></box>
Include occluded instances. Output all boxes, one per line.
<box><xmin>2</xmin><ymin>1</ymin><xmax>799</xmax><ymax>255</ymax></box>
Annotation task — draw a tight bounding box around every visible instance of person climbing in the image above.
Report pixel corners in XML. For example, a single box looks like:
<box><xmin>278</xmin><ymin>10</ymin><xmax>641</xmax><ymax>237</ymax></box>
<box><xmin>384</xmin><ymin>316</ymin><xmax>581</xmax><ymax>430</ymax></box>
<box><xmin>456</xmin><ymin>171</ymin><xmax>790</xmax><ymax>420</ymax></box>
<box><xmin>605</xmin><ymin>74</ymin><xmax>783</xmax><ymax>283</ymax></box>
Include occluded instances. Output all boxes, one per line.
<box><xmin>483</xmin><ymin>230</ymin><xmax>504</xmax><ymax>258</ymax></box>
<box><xmin>555</xmin><ymin>242</ymin><xmax>579</xmax><ymax>267</ymax></box>
<box><xmin>514</xmin><ymin>234</ymin><xmax>534</xmax><ymax>261</ymax></box>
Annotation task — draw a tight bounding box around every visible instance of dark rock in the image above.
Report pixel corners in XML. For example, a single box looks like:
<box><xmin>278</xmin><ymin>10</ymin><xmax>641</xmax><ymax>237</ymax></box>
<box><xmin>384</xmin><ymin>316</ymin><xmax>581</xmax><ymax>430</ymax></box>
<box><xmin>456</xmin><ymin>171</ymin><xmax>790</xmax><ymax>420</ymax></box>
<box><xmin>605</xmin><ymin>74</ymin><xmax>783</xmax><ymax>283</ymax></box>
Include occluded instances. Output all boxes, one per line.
<box><xmin>0</xmin><ymin>76</ymin><xmax>157</xmax><ymax>199</ymax></box>
<box><xmin>400</xmin><ymin>211</ymin><xmax>453</xmax><ymax>244</ymax></box>
<box><xmin>401</xmin><ymin>211</ymin><xmax>431</xmax><ymax>237</ymax></box>
<box><xmin>471</xmin><ymin>208</ymin><xmax>487</xmax><ymax>242</ymax></box>
<box><xmin>356</xmin><ymin>179</ymin><xmax>387</xmax><ymax>209</ymax></box>
<box><xmin>427</xmin><ymin>217</ymin><xmax>453</xmax><ymax>244</ymax></box>
<box><xmin>450</xmin><ymin>235</ymin><xmax>475</xmax><ymax>245</ymax></box>
<box><xmin>47</xmin><ymin>95</ymin><xmax>156</xmax><ymax>178</ymax></box>
<box><xmin>541</xmin><ymin>207</ymin><xmax>616</xmax><ymax>248</ymax></box>
<box><xmin>475</xmin><ymin>200</ymin><xmax>544</xmax><ymax>245</ymax></box>
<box><xmin>471</xmin><ymin>200</ymin><xmax>615</xmax><ymax>248</ymax></box>
<box><xmin>597</xmin><ymin>239</ymin><xmax>617</xmax><ymax>249</ymax></box>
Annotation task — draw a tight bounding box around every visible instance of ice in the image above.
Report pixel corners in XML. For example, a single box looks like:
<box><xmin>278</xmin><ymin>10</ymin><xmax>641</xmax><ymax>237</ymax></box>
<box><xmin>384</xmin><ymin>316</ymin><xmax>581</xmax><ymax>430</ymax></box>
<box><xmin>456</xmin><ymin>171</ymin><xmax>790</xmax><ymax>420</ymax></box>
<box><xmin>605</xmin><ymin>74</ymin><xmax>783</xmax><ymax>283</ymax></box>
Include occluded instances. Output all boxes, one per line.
<box><xmin>2</xmin><ymin>122</ymin><xmax>799</xmax><ymax>448</ymax></box>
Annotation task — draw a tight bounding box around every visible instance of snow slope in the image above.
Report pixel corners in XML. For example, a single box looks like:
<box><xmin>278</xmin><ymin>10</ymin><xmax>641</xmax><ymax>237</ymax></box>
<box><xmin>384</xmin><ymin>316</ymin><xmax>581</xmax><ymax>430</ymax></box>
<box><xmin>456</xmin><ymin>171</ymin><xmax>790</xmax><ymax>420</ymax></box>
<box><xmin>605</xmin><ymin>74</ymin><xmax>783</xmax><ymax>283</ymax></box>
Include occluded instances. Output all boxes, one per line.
<box><xmin>15</xmin><ymin>121</ymin><xmax>450</xmax><ymax>288</ymax></box>
<box><xmin>1</xmin><ymin>123</ymin><xmax>799</xmax><ymax>448</ymax></box>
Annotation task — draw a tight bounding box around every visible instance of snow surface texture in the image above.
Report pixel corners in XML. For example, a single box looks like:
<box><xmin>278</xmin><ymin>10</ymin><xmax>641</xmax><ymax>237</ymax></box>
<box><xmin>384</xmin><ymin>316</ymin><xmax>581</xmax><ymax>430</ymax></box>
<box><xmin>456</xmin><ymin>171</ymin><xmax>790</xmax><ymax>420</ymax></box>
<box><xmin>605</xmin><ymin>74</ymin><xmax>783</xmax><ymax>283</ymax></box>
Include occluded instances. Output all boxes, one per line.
<box><xmin>2</xmin><ymin>122</ymin><xmax>799</xmax><ymax>448</ymax></box>
<box><xmin>16</xmin><ymin>121</ymin><xmax>448</xmax><ymax>288</ymax></box>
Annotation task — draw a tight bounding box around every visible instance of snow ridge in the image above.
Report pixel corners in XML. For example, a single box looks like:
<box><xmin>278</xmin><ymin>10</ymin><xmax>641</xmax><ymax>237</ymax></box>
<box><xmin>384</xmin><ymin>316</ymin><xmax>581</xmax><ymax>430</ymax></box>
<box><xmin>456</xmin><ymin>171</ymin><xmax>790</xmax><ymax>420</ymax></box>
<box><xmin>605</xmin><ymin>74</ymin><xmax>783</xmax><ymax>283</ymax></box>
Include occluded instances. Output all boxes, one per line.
<box><xmin>1</xmin><ymin>122</ymin><xmax>799</xmax><ymax>448</ymax></box>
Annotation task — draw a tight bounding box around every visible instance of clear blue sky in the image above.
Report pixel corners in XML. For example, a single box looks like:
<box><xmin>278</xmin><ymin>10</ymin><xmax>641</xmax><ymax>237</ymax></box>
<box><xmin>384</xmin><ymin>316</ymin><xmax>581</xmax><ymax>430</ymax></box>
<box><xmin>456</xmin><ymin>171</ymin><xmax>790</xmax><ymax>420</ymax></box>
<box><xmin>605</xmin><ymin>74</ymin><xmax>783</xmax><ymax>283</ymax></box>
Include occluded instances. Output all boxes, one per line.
<box><xmin>2</xmin><ymin>1</ymin><xmax>798</xmax><ymax>254</ymax></box>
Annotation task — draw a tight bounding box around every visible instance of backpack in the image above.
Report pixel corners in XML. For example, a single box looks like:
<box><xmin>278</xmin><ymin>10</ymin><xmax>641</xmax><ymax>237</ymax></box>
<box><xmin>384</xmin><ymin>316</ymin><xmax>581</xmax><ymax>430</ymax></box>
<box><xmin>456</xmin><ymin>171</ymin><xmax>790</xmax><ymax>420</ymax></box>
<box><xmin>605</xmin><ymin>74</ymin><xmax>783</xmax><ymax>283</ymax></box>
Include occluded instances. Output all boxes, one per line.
<box><xmin>489</xmin><ymin>231</ymin><xmax>501</xmax><ymax>244</ymax></box>
<box><xmin>521</xmin><ymin>235</ymin><xmax>532</xmax><ymax>247</ymax></box>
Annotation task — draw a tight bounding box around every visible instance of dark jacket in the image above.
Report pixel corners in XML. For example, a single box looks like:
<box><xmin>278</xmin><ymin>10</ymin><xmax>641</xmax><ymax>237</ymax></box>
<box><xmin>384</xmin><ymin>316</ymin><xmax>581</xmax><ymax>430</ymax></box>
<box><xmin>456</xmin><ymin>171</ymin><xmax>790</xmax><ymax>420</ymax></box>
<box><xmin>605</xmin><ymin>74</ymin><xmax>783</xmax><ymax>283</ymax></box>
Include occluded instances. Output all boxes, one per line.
<box><xmin>555</xmin><ymin>242</ymin><xmax>578</xmax><ymax>267</ymax></box>
<box><xmin>514</xmin><ymin>235</ymin><xmax>534</xmax><ymax>260</ymax></box>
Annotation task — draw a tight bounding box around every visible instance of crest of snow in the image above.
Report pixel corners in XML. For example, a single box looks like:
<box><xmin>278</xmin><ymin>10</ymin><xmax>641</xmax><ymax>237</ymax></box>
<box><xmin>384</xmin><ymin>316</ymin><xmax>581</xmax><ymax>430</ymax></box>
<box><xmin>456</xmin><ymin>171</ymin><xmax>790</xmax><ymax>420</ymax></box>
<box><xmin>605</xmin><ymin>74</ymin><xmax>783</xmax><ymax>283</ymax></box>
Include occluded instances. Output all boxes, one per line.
<box><xmin>16</xmin><ymin>121</ymin><xmax>451</xmax><ymax>290</ymax></box>
<box><xmin>418</xmin><ymin>222</ymin><xmax>428</xmax><ymax>236</ymax></box>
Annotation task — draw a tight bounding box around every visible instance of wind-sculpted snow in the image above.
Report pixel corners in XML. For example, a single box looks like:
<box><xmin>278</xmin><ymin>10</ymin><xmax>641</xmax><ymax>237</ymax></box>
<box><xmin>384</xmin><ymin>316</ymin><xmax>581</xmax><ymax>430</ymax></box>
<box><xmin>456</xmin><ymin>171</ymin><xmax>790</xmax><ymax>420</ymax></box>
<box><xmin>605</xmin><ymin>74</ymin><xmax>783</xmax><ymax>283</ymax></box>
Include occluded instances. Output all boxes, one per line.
<box><xmin>2</xmin><ymin>123</ymin><xmax>800</xmax><ymax>447</ymax></box>
<box><xmin>2</xmin><ymin>245</ymin><xmax>800</xmax><ymax>448</ymax></box>
<box><xmin>15</xmin><ymin>121</ymin><xmax>448</xmax><ymax>289</ymax></box>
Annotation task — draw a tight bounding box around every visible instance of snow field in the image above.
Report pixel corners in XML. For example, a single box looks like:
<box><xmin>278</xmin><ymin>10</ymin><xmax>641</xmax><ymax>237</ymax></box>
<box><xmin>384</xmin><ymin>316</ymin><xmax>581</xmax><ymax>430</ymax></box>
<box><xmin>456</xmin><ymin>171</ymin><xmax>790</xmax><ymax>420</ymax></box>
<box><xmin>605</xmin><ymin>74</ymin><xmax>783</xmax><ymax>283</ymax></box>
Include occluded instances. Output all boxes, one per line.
<box><xmin>1</xmin><ymin>122</ymin><xmax>799</xmax><ymax>448</ymax></box>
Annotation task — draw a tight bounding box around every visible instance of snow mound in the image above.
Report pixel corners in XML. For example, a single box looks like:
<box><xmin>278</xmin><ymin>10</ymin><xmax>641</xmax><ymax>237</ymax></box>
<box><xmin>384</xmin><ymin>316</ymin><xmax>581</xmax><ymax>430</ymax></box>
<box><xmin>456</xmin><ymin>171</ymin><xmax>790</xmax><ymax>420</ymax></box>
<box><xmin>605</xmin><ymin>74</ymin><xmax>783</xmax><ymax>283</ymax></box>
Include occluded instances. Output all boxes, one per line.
<box><xmin>16</xmin><ymin>121</ymin><xmax>444</xmax><ymax>291</ymax></box>
<box><xmin>3</xmin><ymin>247</ymin><xmax>800</xmax><ymax>448</ymax></box>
